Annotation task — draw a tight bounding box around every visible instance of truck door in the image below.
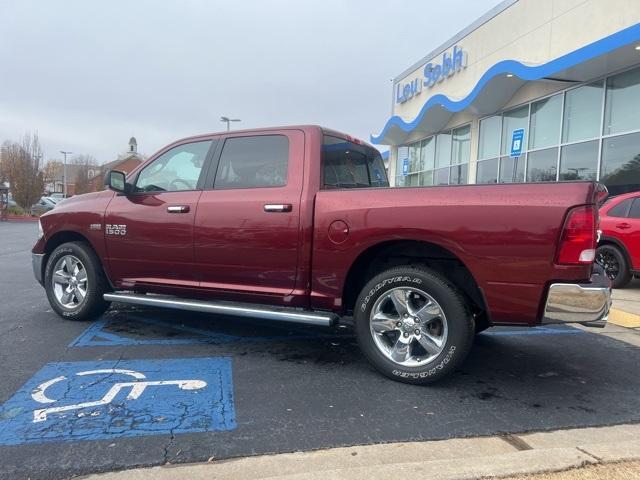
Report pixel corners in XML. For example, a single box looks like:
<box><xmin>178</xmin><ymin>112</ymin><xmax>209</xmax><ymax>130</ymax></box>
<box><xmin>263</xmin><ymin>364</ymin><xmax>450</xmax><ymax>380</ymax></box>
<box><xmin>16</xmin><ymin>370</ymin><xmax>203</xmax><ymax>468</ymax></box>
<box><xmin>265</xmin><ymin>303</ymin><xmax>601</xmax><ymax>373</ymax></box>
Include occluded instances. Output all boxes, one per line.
<box><xmin>194</xmin><ymin>130</ymin><xmax>304</xmax><ymax>298</ymax></box>
<box><xmin>104</xmin><ymin>139</ymin><xmax>215</xmax><ymax>289</ymax></box>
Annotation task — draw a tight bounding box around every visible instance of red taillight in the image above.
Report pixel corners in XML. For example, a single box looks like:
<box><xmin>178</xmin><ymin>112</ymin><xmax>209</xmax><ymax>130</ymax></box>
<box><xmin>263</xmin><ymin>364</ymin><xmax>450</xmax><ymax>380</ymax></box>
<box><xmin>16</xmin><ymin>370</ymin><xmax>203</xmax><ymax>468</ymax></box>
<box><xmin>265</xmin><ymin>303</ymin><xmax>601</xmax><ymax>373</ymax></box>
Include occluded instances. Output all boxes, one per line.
<box><xmin>557</xmin><ymin>205</ymin><xmax>597</xmax><ymax>265</ymax></box>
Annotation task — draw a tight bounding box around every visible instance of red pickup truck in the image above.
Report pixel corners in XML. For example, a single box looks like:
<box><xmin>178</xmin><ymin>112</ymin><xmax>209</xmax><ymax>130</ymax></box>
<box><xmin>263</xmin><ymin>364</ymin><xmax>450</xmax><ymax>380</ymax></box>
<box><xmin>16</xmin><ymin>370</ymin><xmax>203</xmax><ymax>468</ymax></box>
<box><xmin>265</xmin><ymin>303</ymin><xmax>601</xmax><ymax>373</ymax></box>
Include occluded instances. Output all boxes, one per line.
<box><xmin>32</xmin><ymin>126</ymin><xmax>611</xmax><ymax>384</ymax></box>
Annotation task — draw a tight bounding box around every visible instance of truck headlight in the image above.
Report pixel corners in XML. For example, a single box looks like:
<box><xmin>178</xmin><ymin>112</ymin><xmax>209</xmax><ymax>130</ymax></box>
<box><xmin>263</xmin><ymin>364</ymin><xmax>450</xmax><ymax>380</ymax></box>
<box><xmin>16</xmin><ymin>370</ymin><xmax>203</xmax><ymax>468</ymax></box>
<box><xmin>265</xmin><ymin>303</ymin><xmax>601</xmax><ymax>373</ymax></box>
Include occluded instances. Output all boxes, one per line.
<box><xmin>38</xmin><ymin>220</ymin><xmax>44</xmax><ymax>239</ymax></box>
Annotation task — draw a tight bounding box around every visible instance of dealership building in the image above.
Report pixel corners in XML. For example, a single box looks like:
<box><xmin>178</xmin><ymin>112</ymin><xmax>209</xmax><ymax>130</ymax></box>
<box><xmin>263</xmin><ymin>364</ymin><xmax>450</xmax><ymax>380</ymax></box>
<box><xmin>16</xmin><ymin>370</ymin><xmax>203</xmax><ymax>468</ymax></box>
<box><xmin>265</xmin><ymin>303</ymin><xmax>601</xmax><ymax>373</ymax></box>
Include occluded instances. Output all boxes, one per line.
<box><xmin>372</xmin><ymin>0</ymin><xmax>640</xmax><ymax>195</ymax></box>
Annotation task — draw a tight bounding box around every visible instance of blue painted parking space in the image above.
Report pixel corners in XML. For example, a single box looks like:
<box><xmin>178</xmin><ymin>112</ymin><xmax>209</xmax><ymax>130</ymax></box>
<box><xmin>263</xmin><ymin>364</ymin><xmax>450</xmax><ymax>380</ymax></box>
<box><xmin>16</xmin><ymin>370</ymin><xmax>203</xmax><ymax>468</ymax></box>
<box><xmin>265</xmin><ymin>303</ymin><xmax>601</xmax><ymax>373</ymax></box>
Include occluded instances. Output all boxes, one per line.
<box><xmin>481</xmin><ymin>326</ymin><xmax>584</xmax><ymax>337</ymax></box>
<box><xmin>69</xmin><ymin>311</ymin><xmax>332</xmax><ymax>347</ymax></box>
<box><xmin>68</xmin><ymin>310</ymin><xmax>584</xmax><ymax>349</ymax></box>
<box><xmin>0</xmin><ymin>358</ymin><xmax>236</xmax><ymax>446</ymax></box>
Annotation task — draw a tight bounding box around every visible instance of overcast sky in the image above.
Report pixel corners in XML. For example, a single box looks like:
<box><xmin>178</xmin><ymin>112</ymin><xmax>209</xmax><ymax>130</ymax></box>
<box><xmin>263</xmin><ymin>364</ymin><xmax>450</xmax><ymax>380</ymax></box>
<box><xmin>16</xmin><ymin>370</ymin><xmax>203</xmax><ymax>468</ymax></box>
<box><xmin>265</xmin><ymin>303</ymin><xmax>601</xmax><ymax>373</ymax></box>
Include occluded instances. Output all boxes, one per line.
<box><xmin>0</xmin><ymin>0</ymin><xmax>501</xmax><ymax>164</ymax></box>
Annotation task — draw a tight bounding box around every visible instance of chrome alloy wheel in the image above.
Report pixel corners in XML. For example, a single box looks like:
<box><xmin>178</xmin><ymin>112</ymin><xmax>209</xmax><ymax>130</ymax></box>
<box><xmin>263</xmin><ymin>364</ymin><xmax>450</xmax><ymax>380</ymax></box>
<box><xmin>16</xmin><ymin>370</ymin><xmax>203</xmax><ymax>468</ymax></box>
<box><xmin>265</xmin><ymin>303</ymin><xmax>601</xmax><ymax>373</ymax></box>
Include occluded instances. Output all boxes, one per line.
<box><xmin>369</xmin><ymin>287</ymin><xmax>448</xmax><ymax>367</ymax></box>
<box><xmin>52</xmin><ymin>255</ymin><xmax>88</xmax><ymax>309</ymax></box>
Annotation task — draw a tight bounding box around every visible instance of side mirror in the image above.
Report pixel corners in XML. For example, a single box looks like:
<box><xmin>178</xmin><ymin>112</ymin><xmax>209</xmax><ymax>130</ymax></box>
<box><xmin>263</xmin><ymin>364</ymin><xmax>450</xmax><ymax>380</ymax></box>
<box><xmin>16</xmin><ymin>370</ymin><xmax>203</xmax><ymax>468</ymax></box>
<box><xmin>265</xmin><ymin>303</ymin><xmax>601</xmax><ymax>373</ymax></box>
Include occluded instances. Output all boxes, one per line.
<box><xmin>105</xmin><ymin>170</ymin><xmax>129</xmax><ymax>194</ymax></box>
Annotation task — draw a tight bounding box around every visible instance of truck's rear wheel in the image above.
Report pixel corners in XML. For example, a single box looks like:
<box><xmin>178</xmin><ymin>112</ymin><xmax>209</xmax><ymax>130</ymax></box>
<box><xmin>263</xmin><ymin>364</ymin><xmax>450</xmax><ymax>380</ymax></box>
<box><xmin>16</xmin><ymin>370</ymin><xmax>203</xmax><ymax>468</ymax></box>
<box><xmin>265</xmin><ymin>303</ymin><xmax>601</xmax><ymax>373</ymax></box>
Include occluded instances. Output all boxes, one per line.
<box><xmin>44</xmin><ymin>241</ymin><xmax>110</xmax><ymax>321</ymax></box>
<box><xmin>354</xmin><ymin>266</ymin><xmax>474</xmax><ymax>384</ymax></box>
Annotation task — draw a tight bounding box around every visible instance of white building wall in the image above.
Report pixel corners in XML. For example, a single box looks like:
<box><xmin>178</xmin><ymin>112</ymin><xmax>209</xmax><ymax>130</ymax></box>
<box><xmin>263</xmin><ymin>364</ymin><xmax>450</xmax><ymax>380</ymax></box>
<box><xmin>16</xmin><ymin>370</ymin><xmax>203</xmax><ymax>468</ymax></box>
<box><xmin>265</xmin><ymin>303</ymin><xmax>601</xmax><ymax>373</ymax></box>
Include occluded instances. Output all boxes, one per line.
<box><xmin>393</xmin><ymin>0</ymin><xmax>640</xmax><ymax>122</ymax></box>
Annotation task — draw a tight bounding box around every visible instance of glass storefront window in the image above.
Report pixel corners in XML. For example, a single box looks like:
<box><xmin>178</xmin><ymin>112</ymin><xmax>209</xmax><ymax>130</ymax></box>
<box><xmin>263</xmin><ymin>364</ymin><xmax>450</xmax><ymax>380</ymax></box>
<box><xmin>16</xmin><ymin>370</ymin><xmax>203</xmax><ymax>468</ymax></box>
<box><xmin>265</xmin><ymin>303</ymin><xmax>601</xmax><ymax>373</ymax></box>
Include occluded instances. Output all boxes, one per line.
<box><xmin>435</xmin><ymin>133</ymin><xmax>452</xmax><ymax>168</ymax></box>
<box><xmin>501</xmin><ymin>105</ymin><xmax>529</xmax><ymax>155</ymax></box>
<box><xmin>604</xmin><ymin>67</ymin><xmax>640</xmax><ymax>135</ymax></box>
<box><xmin>450</xmin><ymin>164</ymin><xmax>468</xmax><ymax>185</ymax></box>
<box><xmin>419</xmin><ymin>170</ymin><xmax>434</xmax><ymax>186</ymax></box>
<box><xmin>408</xmin><ymin>142</ymin><xmax>421</xmax><ymax>173</ymax></box>
<box><xmin>452</xmin><ymin>125</ymin><xmax>471</xmax><ymax>165</ymax></box>
<box><xmin>559</xmin><ymin>141</ymin><xmax>598</xmax><ymax>181</ymax></box>
<box><xmin>420</xmin><ymin>137</ymin><xmax>435</xmax><ymax>171</ymax></box>
<box><xmin>499</xmin><ymin>156</ymin><xmax>525</xmax><ymax>183</ymax></box>
<box><xmin>393</xmin><ymin>66</ymin><xmax>640</xmax><ymax>191</ymax></box>
<box><xmin>396</xmin><ymin>146</ymin><xmax>409</xmax><ymax>178</ymax></box>
<box><xmin>405</xmin><ymin>173</ymin><xmax>421</xmax><ymax>186</ymax></box>
<box><xmin>393</xmin><ymin>126</ymin><xmax>468</xmax><ymax>187</ymax></box>
<box><xmin>529</xmin><ymin>94</ymin><xmax>561</xmax><ymax>149</ymax></box>
<box><xmin>479</xmin><ymin>115</ymin><xmax>501</xmax><ymax>160</ymax></box>
<box><xmin>563</xmin><ymin>82</ymin><xmax>603</xmax><ymax>142</ymax></box>
<box><xmin>476</xmin><ymin>158</ymin><xmax>498</xmax><ymax>184</ymax></box>
<box><xmin>434</xmin><ymin>167</ymin><xmax>449</xmax><ymax>185</ymax></box>
<box><xmin>601</xmin><ymin>132</ymin><xmax>640</xmax><ymax>195</ymax></box>
<box><xmin>527</xmin><ymin>147</ymin><xmax>558</xmax><ymax>182</ymax></box>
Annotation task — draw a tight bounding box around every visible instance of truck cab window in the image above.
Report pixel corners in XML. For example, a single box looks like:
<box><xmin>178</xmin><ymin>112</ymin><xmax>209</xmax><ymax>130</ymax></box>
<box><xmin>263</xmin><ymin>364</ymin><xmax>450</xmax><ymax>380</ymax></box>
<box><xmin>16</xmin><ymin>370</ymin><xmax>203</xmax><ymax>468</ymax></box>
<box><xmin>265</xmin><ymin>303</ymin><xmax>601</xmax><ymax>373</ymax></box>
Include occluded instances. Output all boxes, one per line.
<box><xmin>214</xmin><ymin>135</ymin><xmax>289</xmax><ymax>189</ymax></box>
<box><xmin>322</xmin><ymin>135</ymin><xmax>389</xmax><ymax>189</ymax></box>
<box><xmin>135</xmin><ymin>140</ymin><xmax>212</xmax><ymax>193</ymax></box>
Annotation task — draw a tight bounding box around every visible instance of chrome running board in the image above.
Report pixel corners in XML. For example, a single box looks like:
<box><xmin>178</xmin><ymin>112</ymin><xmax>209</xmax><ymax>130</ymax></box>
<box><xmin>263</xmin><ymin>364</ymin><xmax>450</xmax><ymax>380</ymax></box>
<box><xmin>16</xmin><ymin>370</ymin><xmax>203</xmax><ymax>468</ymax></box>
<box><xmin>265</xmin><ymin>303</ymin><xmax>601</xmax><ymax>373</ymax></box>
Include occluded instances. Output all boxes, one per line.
<box><xmin>103</xmin><ymin>292</ymin><xmax>338</xmax><ymax>327</ymax></box>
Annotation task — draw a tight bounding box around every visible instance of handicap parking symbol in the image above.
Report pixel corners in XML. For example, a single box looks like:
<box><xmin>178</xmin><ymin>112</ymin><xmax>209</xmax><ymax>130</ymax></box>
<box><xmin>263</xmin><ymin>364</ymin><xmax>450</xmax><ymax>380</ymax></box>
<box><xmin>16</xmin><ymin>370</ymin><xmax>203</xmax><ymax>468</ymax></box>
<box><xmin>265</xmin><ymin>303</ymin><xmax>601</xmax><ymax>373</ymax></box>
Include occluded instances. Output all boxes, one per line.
<box><xmin>0</xmin><ymin>358</ymin><xmax>236</xmax><ymax>446</ymax></box>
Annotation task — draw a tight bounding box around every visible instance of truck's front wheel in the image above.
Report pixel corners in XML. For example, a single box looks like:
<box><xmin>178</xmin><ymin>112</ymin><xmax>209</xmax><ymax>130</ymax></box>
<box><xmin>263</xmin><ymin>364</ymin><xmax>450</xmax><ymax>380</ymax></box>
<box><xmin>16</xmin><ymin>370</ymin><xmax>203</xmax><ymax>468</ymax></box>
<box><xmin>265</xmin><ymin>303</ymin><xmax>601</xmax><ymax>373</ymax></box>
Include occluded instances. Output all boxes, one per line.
<box><xmin>354</xmin><ymin>266</ymin><xmax>474</xmax><ymax>384</ymax></box>
<box><xmin>44</xmin><ymin>241</ymin><xmax>110</xmax><ymax>321</ymax></box>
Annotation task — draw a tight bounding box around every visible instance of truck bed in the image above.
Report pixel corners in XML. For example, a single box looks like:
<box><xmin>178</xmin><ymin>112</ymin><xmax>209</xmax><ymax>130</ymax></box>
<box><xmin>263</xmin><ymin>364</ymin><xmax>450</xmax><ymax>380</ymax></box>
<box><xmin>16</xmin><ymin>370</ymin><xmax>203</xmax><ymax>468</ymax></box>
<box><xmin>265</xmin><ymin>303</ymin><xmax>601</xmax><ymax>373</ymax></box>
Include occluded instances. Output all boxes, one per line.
<box><xmin>311</xmin><ymin>182</ymin><xmax>599</xmax><ymax>325</ymax></box>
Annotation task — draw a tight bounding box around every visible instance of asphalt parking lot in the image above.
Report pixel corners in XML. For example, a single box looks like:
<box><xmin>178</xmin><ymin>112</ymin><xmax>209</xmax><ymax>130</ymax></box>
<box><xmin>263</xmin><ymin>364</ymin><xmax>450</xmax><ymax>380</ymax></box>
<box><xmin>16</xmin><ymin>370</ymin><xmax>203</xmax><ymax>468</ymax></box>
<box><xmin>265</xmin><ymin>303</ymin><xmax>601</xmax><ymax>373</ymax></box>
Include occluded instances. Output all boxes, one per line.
<box><xmin>1</xmin><ymin>221</ymin><xmax>640</xmax><ymax>480</ymax></box>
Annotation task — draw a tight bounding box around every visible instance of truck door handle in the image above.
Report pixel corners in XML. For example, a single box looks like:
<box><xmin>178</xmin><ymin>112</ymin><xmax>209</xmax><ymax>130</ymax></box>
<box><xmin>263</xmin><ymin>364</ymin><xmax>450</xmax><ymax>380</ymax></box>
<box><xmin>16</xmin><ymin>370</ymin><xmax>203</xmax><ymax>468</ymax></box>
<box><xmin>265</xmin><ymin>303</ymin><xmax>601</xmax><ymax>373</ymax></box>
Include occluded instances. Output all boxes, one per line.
<box><xmin>167</xmin><ymin>205</ymin><xmax>190</xmax><ymax>213</ymax></box>
<box><xmin>264</xmin><ymin>204</ymin><xmax>292</xmax><ymax>213</ymax></box>
<box><xmin>616</xmin><ymin>222</ymin><xmax>631</xmax><ymax>229</ymax></box>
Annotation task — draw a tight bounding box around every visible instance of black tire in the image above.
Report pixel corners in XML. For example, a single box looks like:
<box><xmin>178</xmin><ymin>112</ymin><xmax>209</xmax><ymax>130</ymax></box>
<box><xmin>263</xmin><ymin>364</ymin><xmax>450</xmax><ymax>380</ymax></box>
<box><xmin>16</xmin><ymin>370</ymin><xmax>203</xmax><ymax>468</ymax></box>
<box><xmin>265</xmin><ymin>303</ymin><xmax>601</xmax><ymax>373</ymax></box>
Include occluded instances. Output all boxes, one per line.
<box><xmin>475</xmin><ymin>323</ymin><xmax>490</xmax><ymax>335</ymax></box>
<box><xmin>44</xmin><ymin>241</ymin><xmax>111</xmax><ymax>321</ymax></box>
<box><xmin>354</xmin><ymin>266</ymin><xmax>474</xmax><ymax>385</ymax></box>
<box><xmin>596</xmin><ymin>244</ymin><xmax>631</xmax><ymax>289</ymax></box>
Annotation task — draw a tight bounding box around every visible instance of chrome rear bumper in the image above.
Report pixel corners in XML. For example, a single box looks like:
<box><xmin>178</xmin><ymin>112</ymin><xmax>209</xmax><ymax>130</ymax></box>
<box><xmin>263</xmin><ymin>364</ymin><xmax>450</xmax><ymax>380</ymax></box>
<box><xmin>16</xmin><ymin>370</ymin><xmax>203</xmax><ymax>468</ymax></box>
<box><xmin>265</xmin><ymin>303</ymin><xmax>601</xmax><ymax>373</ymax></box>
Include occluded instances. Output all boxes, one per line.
<box><xmin>542</xmin><ymin>264</ymin><xmax>611</xmax><ymax>328</ymax></box>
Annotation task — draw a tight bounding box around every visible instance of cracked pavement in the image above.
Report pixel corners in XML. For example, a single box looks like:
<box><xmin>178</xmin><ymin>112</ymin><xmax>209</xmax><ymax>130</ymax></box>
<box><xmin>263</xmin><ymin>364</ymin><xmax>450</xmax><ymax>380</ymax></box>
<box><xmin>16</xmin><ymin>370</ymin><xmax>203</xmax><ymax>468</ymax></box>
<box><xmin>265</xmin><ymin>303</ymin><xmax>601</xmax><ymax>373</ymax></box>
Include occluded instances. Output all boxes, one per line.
<box><xmin>1</xmin><ymin>221</ymin><xmax>640</xmax><ymax>480</ymax></box>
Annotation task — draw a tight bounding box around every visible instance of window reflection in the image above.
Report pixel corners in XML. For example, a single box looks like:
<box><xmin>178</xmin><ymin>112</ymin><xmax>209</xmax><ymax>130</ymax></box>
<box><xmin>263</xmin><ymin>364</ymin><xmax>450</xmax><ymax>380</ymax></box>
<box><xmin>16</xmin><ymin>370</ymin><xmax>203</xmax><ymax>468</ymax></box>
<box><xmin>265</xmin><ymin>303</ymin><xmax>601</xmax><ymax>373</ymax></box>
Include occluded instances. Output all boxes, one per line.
<box><xmin>452</xmin><ymin>125</ymin><xmax>470</xmax><ymax>166</ymax></box>
<box><xmin>559</xmin><ymin>141</ymin><xmax>598</xmax><ymax>181</ymax></box>
<box><xmin>501</xmin><ymin>106</ymin><xmax>528</xmax><ymax>156</ymax></box>
<box><xmin>563</xmin><ymin>82</ymin><xmax>603</xmax><ymax>142</ymax></box>
<box><xmin>435</xmin><ymin>133</ymin><xmax>452</xmax><ymax>168</ymax></box>
<box><xmin>527</xmin><ymin>148</ymin><xmax>558</xmax><ymax>182</ymax></box>
<box><xmin>530</xmin><ymin>95</ymin><xmax>561</xmax><ymax>149</ymax></box>
<box><xmin>434</xmin><ymin>167</ymin><xmax>449</xmax><ymax>185</ymax></box>
<box><xmin>479</xmin><ymin>116</ymin><xmax>501</xmax><ymax>160</ymax></box>
<box><xmin>499</xmin><ymin>156</ymin><xmax>525</xmax><ymax>183</ymax></box>
<box><xmin>450</xmin><ymin>164</ymin><xmax>468</xmax><ymax>184</ymax></box>
<box><xmin>476</xmin><ymin>158</ymin><xmax>498</xmax><ymax>184</ymax></box>
<box><xmin>601</xmin><ymin>132</ymin><xmax>640</xmax><ymax>195</ymax></box>
<box><xmin>604</xmin><ymin>67</ymin><xmax>640</xmax><ymax>135</ymax></box>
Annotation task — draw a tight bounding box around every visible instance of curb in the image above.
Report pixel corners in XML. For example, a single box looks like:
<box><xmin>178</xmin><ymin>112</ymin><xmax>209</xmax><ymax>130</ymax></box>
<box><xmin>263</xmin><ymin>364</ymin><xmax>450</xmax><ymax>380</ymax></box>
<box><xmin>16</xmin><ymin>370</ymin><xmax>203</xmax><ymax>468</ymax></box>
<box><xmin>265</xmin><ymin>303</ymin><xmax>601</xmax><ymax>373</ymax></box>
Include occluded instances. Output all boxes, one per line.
<box><xmin>81</xmin><ymin>424</ymin><xmax>640</xmax><ymax>480</ymax></box>
<box><xmin>1</xmin><ymin>216</ymin><xmax>39</xmax><ymax>222</ymax></box>
<box><xmin>608</xmin><ymin>308</ymin><xmax>640</xmax><ymax>329</ymax></box>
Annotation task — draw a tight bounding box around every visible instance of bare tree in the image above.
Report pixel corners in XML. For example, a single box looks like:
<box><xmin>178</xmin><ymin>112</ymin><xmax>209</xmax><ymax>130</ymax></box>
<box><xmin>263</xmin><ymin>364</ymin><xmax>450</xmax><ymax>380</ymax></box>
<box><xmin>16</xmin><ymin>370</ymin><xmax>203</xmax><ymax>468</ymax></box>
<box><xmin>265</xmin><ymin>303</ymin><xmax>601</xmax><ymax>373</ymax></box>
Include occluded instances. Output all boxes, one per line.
<box><xmin>0</xmin><ymin>132</ymin><xmax>44</xmax><ymax>209</ymax></box>
<box><xmin>0</xmin><ymin>149</ymin><xmax>8</xmax><ymax>186</ymax></box>
<box><xmin>72</xmin><ymin>154</ymin><xmax>97</xmax><ymax>195</ymax></box>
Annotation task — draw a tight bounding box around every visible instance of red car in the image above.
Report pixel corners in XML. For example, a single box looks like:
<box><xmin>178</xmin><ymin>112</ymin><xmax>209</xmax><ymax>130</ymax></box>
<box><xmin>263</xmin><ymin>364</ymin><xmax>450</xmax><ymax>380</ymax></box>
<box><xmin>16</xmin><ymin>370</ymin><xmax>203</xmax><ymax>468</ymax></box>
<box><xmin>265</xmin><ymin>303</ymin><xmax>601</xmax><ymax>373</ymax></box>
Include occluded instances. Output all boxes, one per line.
<box><xmin>597</xmin><ymin>191</ymin><xmax>640</xmax><ymax>288</ymax></box>
<box><xmin>32</xmin><ymin>126</ymin><xmax>611</xmax><ymax>384</ymax></box>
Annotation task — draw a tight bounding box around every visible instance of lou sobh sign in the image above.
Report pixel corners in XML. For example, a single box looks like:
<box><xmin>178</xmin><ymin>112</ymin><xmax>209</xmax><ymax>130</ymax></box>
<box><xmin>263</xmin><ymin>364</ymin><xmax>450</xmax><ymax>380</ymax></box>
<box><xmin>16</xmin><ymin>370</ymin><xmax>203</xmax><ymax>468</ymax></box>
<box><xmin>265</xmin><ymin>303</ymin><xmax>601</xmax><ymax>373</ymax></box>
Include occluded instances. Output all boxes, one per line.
<box><xmin>395</xmin><ymin>46</ymin><xmax>468</xmax><ymax>104</ymax></box>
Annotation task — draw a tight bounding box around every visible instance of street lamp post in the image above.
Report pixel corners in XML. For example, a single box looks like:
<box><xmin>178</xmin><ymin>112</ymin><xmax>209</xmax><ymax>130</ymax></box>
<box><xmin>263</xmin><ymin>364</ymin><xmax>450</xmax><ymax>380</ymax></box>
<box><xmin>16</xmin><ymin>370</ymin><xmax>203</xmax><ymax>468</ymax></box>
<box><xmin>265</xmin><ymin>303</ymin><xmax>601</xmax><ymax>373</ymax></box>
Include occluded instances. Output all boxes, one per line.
<box><xmin>220</xmin><ymin>116</ymin><xmax>241</xmax><ymax>131</ymax></box>
<box><xmin>60</xmin><ymin>151</ymin><xmax>72</xmax><ymax>197</ymax></box>
<box><xmin>34</xmin><ymin>154</ymin><xmax>42</xmax><ymax>195</ymax></box>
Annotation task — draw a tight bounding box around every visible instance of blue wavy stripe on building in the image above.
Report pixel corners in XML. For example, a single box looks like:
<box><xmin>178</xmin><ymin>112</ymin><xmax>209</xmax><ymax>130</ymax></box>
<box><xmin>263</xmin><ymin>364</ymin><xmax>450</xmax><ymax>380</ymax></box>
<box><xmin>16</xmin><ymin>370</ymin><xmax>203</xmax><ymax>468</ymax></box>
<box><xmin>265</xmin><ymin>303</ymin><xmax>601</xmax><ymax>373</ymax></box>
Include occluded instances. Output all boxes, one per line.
<box><xmin>372</xmin><ymin>23</ymin><xmax>640</xmax><ymax>144</ymax></box>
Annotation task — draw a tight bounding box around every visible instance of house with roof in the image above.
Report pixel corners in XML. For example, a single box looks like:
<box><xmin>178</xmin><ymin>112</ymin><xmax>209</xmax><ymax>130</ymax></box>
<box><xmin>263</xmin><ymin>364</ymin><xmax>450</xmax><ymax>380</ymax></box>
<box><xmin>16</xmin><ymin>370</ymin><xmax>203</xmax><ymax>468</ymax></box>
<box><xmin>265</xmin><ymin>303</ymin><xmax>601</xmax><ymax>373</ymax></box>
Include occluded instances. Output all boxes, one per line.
<box><xmin>87</xmin><ymin>137</ymin><xmax>145</xmax><ymax>192</ymax></box>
